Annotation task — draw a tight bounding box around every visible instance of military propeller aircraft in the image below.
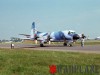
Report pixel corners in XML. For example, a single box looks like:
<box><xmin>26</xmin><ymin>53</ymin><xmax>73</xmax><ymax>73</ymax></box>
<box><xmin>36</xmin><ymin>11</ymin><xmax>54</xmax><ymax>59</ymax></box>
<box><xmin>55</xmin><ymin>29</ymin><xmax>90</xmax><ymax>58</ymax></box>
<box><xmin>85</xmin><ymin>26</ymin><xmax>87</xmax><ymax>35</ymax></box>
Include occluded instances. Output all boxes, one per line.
<box><xmin>20</xmin><ymin>22</ymin><xmax>80</xmax><ymax>47</ymax></box>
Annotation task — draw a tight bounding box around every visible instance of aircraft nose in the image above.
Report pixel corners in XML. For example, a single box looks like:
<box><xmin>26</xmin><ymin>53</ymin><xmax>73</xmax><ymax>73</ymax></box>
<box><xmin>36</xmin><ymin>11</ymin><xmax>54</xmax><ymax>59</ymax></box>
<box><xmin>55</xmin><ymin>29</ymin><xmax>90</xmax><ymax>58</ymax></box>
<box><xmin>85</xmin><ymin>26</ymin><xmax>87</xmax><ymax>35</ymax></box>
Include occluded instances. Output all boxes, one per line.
<box><xmin>73</xmin><ymin>34</ymin><xmax>80</xmax><ymax>40</ymax></box>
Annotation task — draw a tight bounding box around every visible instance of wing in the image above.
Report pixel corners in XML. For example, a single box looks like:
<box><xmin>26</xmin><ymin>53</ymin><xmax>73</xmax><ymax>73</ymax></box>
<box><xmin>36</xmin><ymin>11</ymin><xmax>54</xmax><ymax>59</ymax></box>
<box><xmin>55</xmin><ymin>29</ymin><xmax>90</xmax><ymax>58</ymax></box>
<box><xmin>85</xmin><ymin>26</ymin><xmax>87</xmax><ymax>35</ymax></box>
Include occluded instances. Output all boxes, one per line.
<box><xmin>19</xmin><ymin>34</ymin><xmax>30</xmax><ymax>38</ymax></box>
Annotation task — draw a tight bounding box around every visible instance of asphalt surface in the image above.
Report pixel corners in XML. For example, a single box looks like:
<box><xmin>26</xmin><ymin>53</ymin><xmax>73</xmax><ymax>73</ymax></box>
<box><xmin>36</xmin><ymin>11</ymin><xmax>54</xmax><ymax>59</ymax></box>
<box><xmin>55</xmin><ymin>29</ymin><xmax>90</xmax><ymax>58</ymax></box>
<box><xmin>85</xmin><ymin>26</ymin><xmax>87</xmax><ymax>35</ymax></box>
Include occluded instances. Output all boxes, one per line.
<box><xmin>0</xmin><ymin>43</ymin><xmax>100</xmax><ymax>54</ymax></box>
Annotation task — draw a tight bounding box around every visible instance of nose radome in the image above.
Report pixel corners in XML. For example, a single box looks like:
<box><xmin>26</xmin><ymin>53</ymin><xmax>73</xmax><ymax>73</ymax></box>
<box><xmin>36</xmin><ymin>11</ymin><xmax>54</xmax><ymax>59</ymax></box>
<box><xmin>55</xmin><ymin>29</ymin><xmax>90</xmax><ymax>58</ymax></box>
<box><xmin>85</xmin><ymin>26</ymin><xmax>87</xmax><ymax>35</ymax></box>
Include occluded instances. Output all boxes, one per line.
<box><xmin>73</xmin><ymin>34</ymin><xmax>80</xmax><ymax>40</ymax></box>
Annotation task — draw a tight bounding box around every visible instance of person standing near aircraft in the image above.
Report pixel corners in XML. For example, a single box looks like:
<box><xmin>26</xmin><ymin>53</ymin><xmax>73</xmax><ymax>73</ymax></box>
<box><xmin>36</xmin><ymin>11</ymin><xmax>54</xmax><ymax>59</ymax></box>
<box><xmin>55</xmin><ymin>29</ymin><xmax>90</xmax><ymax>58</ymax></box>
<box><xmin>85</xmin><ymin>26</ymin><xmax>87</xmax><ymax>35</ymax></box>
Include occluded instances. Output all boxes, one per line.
<box><xmin>11</xmin><ymin>43</ymin><xmax>12</xmax><ymax>49</ymax></box>
<box><xmin>12</xmin><ymin>43</ymin><xmax>14</xmax><ymax>49</ymax></box>
<box><xmin>11</xmin><ymin>43</ymin><xmax>14</xmax><ymax>49</ymax></box>
<box><xmin>81</xmin><ymin>34</ymin><xmax>86</xmax><ymax>47</ymax></box>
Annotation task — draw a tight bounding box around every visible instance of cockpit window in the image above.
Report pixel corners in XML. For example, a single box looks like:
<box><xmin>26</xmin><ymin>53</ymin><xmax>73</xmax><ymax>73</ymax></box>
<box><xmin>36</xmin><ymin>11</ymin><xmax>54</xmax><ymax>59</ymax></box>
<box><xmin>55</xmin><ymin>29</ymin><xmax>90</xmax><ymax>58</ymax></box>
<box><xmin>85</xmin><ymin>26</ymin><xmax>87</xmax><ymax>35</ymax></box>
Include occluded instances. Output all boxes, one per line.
<box><xmin>71</xmin><ymin>32</ymin><xmax>75</xmax><ymax>34</ymax></box>
<box><xmin>68</xmin><ymin>31</ymin><xmax>76</xmax><ymax>34</ymax></box>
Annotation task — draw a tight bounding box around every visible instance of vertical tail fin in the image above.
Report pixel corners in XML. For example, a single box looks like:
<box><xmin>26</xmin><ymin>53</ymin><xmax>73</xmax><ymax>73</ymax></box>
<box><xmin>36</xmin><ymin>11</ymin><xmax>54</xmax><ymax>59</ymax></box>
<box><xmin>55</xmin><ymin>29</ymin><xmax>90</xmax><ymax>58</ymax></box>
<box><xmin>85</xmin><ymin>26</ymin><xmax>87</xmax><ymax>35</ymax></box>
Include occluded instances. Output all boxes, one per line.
<box><xmin>30</xmin><ymin>22</ymin><xmax>35</xmax><ymax>39</ymax></box>
<box><xmin>32</xmin><ymin>22</ymin><xmax>35</xmax><ymax>29</ymax></box>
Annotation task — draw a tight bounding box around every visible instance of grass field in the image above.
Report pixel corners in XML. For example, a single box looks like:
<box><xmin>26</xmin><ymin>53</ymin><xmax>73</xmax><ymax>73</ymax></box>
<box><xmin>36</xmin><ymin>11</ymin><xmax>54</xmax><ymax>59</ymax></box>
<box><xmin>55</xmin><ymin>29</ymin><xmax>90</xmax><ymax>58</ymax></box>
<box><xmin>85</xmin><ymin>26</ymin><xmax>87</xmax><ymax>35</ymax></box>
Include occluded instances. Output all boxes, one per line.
<box><xmin>0</xmin><ymin>48</ymin><xmax>100</xmax><ymax>75</ymax></box>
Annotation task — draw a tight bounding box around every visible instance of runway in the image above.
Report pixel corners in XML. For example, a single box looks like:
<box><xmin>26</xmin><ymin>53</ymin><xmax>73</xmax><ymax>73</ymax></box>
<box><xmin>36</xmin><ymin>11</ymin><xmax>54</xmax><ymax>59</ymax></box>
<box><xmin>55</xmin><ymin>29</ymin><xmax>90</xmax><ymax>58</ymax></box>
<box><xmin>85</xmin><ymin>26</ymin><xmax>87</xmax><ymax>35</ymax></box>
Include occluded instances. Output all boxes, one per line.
<box><xmin>0</xmin><ymin>43</ymin><xmax>100</xmax><ymax>54</ymax></box>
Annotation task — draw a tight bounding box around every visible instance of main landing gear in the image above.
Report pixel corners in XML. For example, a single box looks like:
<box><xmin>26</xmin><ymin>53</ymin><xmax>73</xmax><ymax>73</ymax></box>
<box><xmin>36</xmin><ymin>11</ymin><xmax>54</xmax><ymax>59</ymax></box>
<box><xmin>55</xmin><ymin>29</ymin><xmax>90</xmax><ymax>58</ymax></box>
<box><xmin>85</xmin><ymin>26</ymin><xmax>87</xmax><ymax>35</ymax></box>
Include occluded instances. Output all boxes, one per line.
<box><xmin>63</xmin><ymin>43</ymin><xmax>67</xmax><ymax>46</ymax></box>
<box><xmin>63</xmin><ymin>43</ymin><xmax>73</xmax><ymax>47</ymax></box>
<box><xmin>40</xmin><ymin>44</ymin><xmax>44</xmax><ymax>47</ymax></box>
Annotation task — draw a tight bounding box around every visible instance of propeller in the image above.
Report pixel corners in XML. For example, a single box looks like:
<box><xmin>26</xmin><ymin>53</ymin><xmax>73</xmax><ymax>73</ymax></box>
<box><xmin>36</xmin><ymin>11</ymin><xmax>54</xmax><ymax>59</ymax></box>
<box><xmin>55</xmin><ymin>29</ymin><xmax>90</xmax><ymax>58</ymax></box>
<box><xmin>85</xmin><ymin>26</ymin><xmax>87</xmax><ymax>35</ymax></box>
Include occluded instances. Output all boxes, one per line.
<box><xmin>47</xmin><ymin>33</ymin><xmax>51</xmax><ymax>45</ymax></box>
<box><xmin>34</xmin><ymin>34</ymin><xmax>39</xmax><ymax>44</ymax></box>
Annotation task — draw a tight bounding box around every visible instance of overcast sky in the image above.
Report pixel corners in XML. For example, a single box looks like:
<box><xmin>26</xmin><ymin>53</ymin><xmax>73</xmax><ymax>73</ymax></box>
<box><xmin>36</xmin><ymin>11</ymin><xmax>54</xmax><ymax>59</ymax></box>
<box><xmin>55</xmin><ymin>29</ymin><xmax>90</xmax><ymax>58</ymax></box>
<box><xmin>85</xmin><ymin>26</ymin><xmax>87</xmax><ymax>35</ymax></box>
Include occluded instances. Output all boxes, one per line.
<box><xmin>0</xmin><ymin>0</ymin><xmax>100</xmax><ymax>39</ymax></box>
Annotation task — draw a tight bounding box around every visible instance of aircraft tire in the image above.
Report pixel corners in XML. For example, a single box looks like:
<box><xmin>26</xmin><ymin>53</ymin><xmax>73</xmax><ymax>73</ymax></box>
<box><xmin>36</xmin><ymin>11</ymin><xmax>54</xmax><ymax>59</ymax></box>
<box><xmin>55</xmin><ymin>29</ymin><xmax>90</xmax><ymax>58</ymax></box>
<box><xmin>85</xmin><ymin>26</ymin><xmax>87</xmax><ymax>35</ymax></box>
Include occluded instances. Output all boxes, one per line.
<box><xmin>63</xmin><ymin>43</ymin><xmax>67</xmax><ymax>46</ymax></box>
<box><xmin>69</xmin><ymin>44</ymin><xmax>73</xmax><ymax>47</ymax></box>
<box><xmin>40</xmin><ymin>44</ymin><xmax>44</xmax><ymax>47</ymax></box>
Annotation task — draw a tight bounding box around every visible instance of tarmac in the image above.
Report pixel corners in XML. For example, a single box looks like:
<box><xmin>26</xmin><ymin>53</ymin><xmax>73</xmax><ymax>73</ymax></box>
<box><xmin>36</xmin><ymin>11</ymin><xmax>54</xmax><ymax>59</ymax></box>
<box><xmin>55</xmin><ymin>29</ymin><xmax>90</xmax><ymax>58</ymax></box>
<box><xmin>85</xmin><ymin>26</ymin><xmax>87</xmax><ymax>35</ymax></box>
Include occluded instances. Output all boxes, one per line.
<box><xmin>0</xmin><ymin>43</ymin><xmax>100</xmax><ymax>54</ymax></box>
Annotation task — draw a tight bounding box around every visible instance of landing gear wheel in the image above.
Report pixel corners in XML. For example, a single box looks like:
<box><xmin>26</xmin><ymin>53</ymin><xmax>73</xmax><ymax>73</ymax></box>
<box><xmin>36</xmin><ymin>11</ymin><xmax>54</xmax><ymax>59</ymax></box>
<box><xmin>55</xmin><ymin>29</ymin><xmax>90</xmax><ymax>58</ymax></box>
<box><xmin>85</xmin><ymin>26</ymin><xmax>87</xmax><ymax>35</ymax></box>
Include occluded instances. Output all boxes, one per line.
<box><xmin>63</xmin><ymin>43</ymin><xmax>67</xmax><ymax>46</ymax></box>
<box><xmin>69</xmin><ymin>44</ymin><xmax>73</xmax><ymax>47</ymax></box>
<box><xmin>40</xmin><ymin>44</ymin><xmax>44</xmax><ymax>47</ymax></box>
